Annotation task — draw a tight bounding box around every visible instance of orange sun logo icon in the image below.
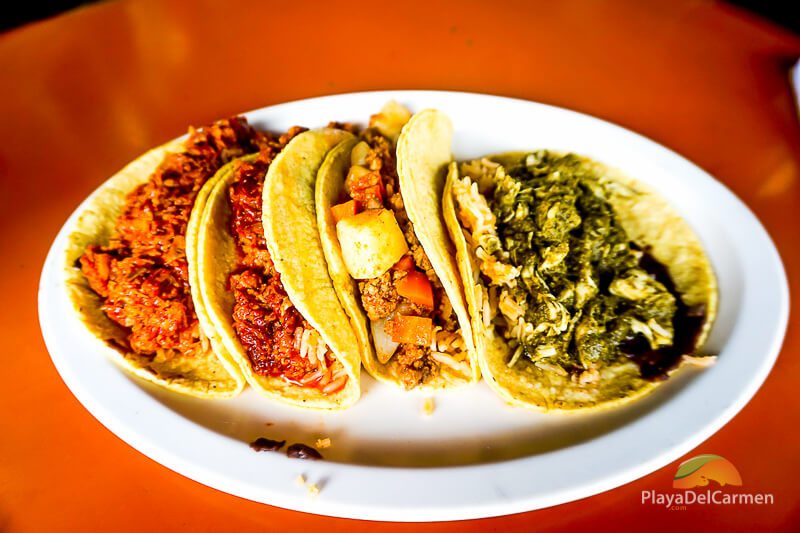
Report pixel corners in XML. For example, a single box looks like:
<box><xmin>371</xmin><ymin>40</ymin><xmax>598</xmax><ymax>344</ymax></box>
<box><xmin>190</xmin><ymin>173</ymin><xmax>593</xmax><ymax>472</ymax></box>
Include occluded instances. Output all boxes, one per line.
<box><xmin>673</xmin><ymin>455</ymin><xmax>743</xmax><ymax>489</ymax></box>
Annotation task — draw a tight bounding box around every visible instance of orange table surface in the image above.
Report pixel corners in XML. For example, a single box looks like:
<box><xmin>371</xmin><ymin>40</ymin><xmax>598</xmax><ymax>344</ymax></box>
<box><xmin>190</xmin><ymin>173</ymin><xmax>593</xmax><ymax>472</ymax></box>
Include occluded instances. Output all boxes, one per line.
<box><xmin>2</xmin><ymin>0</ymin><xmax>799</xmax><ymax>530</ymax></box>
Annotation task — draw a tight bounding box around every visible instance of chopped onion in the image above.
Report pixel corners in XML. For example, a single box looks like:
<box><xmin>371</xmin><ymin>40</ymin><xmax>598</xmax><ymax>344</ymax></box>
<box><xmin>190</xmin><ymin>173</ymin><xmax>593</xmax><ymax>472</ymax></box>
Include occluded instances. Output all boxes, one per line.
<box><xmin>371</xmin><ymin>318</ymin><xmax>400</xmax><ymax>364</ymax></box>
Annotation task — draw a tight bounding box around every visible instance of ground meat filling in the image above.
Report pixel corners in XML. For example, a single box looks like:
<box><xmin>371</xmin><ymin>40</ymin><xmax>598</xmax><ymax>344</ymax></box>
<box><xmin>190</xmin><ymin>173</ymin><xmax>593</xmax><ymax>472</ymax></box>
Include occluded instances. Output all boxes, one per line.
<box><xmin>228</xmin><ymin>130</ymin><xmax>349</xmax><ymax>394</ymax></box>
<box><xmin>358</xmin><ymin>270</ymin><xmax>399</xmax><ymax>321</ymax></box>
<box><xmin>359</xmin><ymin>270</ymin><xmax>432</xmax><ymax>321</ymax></box>
<box><xmin>394</xmin><ymin>344</ymin><xmax>437</xmax><ymax>388</ymax></box>
<box><xmin>348</xmin><ymin>128</ymin><xmax>464</xmax><ymax>388</ymax></box>
<box><xmin>80</xmin><ymin>117</ymin><xmax>267</xmax><ymax>356</ymax></box>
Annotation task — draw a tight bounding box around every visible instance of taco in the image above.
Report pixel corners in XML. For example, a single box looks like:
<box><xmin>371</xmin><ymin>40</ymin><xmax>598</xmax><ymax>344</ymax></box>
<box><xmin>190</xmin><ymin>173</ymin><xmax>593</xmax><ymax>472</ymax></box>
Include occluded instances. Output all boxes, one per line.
<box><xmin>316</xmin><ymin>104</ymin><xmax>478</xmax><ymax>391</ymax></box>
<box><xmin>444</xmin><ymin>151</ymin><xmax>718</xmax><ymax>411</ymax></box>
<box><xmin>65</xmin><ymin>117</ymin><xmax>268</xmax><ymax>398</ymax></box>
<box><xmin>190</xmin><ymin>127</ymin><xmax>361</xmax><ymax>409</ymax></box>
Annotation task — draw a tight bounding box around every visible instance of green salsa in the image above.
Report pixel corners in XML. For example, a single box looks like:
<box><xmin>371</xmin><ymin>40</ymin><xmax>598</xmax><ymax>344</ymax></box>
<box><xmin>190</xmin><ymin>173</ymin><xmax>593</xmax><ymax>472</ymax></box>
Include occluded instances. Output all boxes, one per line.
<box><xmin>477</xmin><ymin>151</ymin><xmax>678</xmax><ymax>373</ymax></box>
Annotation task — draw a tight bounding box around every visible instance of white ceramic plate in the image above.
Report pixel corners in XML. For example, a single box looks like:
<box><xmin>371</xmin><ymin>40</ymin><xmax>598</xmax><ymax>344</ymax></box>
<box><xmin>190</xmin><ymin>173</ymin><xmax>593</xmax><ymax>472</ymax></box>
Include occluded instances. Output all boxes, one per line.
<box><xmin>39</xmin><ymin>91</ymin><xmax>789</xmax><ymax>521</ymax></box>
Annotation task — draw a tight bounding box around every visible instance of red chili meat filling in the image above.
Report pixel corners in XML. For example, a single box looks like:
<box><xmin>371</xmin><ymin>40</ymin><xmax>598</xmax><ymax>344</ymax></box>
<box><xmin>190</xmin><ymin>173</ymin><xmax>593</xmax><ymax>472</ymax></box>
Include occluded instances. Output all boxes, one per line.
<box><xmin>80</xmin><ymin>117</ymin><xmax>268</xmax><ymax>356</ymax></box>
<box><xmin>227</xmin><ymin>129</ymin><xmax>349</xmax><ymax>394</ymax></box>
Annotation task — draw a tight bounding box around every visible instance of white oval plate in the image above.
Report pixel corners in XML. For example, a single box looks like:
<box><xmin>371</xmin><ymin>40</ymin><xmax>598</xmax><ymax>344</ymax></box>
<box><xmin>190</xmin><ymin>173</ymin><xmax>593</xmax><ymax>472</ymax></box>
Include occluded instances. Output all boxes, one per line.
<box><xmin>39</xmin><ymin>91</ymin><xmax>788</xmax><ymax>521</ymax></box>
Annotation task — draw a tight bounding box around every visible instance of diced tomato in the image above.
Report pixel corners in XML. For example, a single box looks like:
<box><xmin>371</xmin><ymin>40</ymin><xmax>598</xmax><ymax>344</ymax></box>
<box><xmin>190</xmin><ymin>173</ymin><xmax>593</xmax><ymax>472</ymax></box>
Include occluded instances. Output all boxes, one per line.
<box><xmin>392</xmin><ymin>255</ymin><xmax>416</xmax><ymax>272</ymax></box>
<box><xmin>388</xmin><ymin>315</ymin><xmax>433</xmax><ymax>346</ymax></box>
<box><xmin>353</xmin><ymin>183</ymin><xmax>383</xmax><ymax>209</ymax></box>
<box><xmin>345</xmin><ymin>166</ymin><xmax>369</xmax><ymax>194</ymax></box>
<box><xmin>347</xmin><ymin>167</ymin><xmax>384</xmax><ymax>209</ymax></box>
<box><xmin>331</xmin><ymin>200</ymin><xmax>360</xmax><ymax>224</ymax></box>
<box><xmin>364</xmin><ymin>183</ymin><xmax>383</xmax><ymax>203</ymax></box>
<box><xmin>396</xmin><ymin>271</ymin><xmax>434</xmax><ymax>308</ymax></box>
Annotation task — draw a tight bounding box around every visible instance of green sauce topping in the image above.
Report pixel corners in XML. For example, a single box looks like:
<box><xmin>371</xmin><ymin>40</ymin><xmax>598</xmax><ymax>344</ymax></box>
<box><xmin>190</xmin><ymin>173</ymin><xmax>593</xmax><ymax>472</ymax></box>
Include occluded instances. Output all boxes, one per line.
<box><xmin>481</xmin><ymin>151</ymin><xmax>677</xmax><ymax>372</ymax></box>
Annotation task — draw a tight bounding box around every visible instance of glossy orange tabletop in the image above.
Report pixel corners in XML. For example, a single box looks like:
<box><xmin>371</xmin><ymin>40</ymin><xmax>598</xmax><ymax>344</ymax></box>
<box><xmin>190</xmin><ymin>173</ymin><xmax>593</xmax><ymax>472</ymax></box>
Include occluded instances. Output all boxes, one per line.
<box><xmin>3</xmin><ymin>0</ymin><xmax>799</xmax><ymax>530</ymax></box>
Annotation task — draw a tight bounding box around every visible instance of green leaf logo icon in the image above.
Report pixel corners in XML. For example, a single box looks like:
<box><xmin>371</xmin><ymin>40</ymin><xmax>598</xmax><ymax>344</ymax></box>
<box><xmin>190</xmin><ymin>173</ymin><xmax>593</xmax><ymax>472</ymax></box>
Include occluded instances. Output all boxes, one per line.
<box><xmin>674</xmin><ymin>454</ymin><xmax>723</xmax><ymax>480</ymax></box>
<box><xmin>672</xmin><ymin>454</ymin><xmax>742</xmax><ymax>489</ymax></box>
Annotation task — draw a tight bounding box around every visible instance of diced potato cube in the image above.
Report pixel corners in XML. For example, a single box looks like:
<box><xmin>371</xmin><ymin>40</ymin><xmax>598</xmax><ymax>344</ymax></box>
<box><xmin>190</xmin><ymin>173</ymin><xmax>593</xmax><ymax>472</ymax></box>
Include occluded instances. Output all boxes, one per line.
<box><xmin>369</xmin><ymin>101</ymin><xmax>412</xmax><ymax>143</ymax></box>
<box><xmin>336</xmin><ymin>209</ymin><xmax>409</xmax><ymax>279</ymax></box>
<box><xmin>331</xmin><ymin>200</ymin><xmax>359</xmax><ymax>224</ymax></box>
<box><xmin>350</xmin><ymin>141</ymin><xmax>371</xmax><ymax>167</ymax></box>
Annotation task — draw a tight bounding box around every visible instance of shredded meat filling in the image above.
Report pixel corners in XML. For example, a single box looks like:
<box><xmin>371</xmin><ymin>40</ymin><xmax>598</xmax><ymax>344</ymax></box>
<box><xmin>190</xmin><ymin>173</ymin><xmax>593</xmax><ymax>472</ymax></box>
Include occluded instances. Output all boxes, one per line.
<box><xmin>230</xmin><ymin>268</ymin><xmax>315</xmax><ymax>381</ymax></box>
<box><xmin>227</xmin><ymin>129</ymin><xmax>349</xmax><ymax>393</ymax></box>
<box><xmin>80</xmin><ymin>117</ymin><xmax>267</xmax><ymax>356</ymax></box>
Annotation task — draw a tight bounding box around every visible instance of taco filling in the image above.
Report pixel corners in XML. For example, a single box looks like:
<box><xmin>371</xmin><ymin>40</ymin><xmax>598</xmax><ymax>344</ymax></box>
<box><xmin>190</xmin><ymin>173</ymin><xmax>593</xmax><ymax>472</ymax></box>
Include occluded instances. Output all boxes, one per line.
<box><xmin>452</xmin><ymin>152</ymin><xmax>707</xmax><ymax>383</ymax></box>
<box><xmin>79</xmin><ymin>117</ymin><xmax>267</xmax><ymax>360</ymax></box>
<box><xmin>227</xmin><ymin>130</ymin><xmax>349</xmax><ymax>394</ymax></box>
<box><xmin>328</xmin><ymin>105</ymin><xmax>468</xmax><ymax>388</ymax></box>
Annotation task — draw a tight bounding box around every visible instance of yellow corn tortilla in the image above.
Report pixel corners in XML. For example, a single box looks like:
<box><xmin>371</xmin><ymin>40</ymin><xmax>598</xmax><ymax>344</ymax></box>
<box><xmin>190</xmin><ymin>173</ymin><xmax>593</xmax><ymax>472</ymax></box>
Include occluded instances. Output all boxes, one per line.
<box><xmin>444</xmin><ymin>153</ymin><xmax>718</xmax><ymax>411</ymax></box>
<box><xmin>315</xmin><ymin>137</ymin><xmax>379</xmax><ymax>380</ymax></box>
<box><xmin>252</xmin><ymin>128</ymin><xmax>362</xmax><ymax>409</ymax></box>
<box><xmin>316</xmin><ymin>111</ymin><xmax>479</xmax><ymax>391</ymax></box>
<box><xmin>65</xmin><ymin>139</ymin><xmax>246</xmax><ymax>398</ymax></box>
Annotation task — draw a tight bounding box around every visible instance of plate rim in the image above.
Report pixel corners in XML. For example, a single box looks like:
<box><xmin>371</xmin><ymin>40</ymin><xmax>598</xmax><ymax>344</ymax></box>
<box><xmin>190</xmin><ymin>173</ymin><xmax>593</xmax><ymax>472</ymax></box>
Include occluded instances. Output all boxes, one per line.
<box><xmin>38</xmin><ymin>89</ymin><xmax>790</xmax><ymax>521</ymax></box>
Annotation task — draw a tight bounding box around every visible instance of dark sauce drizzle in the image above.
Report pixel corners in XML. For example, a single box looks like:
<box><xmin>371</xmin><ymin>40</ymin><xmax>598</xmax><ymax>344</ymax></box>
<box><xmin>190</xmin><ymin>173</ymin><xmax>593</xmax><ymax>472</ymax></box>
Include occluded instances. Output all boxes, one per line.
<box><xmin>286</xmin><ymin>443</ymin><xmax>323</xmax><ymax>460</ymax></box>
<box><xmin>249</xmin><ymin>437</ymin><xmax>286</xmax><ymax>452</ymax></box>
<box><xmin>618</xmin><ymin>246</ymin><xmax>707</xmax><ymax>381</ymax></box>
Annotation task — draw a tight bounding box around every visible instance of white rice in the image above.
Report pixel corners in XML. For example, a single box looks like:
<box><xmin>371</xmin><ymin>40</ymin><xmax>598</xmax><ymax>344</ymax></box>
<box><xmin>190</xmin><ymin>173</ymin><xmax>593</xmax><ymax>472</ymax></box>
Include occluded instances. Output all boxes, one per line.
<box><xmin>507</xmin><ymin>345</ymin><xmax>524</xmax><ymax>368</ymax></box>
<box><xmin>682</xmin><ymin>355</ymin><xmax>717</xmax><ymax>367</ymax></box>
<box><xmin>308</xmin><ymin>332</ymin><xmax>322</xmax><ymax>366</ymax></box>
<box><xmin>331</xmin><ymin>365</ymin><xmax>348</xmax><ymax>380</ymax></box>
<box><xmin>435</xmin><ymin>330</ymin><xmax>461</xmax><ymax>354</ymax></box>
<box><xmin>316</xmin><ymin>341</ymin><xmax>327</xmax><ymax>370</ymax></box>
<box><xmin>462</xmin><ymin>227</ymin><xmax>473</xmax><ymax>246</ymax></box>
<box><xmin>482</xmin><ymin>286</ymin><xmax>491</xmax><ymax>328</ymax></box>
<box><xmin>451</xmin><ymin>336</ymin><xmax>465</xmax><ymax>350</ymax></box>
<box><xmin>322</xmin><ymin>374</ymin><xmax>347</xmax><ymax>394</ymax></box>
<box><xmin>431</xmin><ymin>351</ymin><xmax>471</xmax><ymax>376</ymax></box>
<box><xmin>200</xmin><ymin>331</ymin><xmax>210</xmax><ymax>353</ymax></box>
<box><xmin>648</xmin><ymin>318</ymin><xmax>673</xmax><ymax>347</ymax></box>
<box><xmin>317</xmin><ymin>366</ymin><xmax>331</xmax><ymax>386</ymax></box>
<box><xmin>488</xmin><ymin>286</ymin><xmax>498</xmax><ymax>317</ymax></box>
<box><xmin>297</xmin><ymin>327</ymin><xmax>333</xmax><ymax>373</ymax></box>
<box><xmin>474</xmin><ymin>284</ymin><xmax>483</xmax><ymax>322</ymax></box>
<box><xmin>427</xmin><ymin>327</ymin><xmax>471</xmax><ymax>377</ymax></box>
<box><xmin>575</xmin><ymin>367</ymin><xmax>599</xmax><ymax>384</ymax></box>
<box><xmin>429</xmin><ymin>326</ymin><xmax>443</xmax><ymax>350</ymax></box>
<box><xmin>535</xmin><ymin>361</ymin><xmax>567</xmax><ymax>376</ymax></box>
<box><xmin>293</xmin><ymin>327</ymin><xmax>303</xmax><ymax>349</ymax></box>
<box><xmin>300</xmin><ymin>369</ymin><xmax>324</xmax><ymax>384</ymax></box>
<box><xmin>299</xmin><ymin>329</ymin><xmax>311</xmax><ymax>359</ymax></box>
